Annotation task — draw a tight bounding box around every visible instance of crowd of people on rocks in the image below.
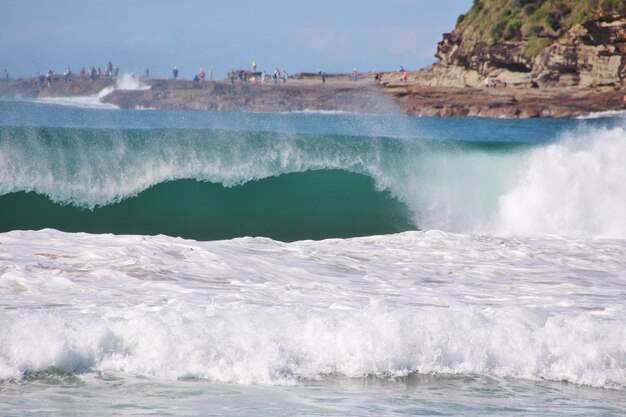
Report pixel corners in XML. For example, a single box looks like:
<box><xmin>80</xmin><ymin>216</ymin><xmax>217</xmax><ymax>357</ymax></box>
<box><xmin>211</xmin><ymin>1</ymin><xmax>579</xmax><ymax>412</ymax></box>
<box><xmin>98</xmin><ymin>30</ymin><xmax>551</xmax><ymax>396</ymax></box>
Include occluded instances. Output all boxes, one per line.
<box><xmin>174</xmin><ymin>61</ymin><xmax>296</xmax><ymax>86</ymax></box>
<box><xmin>32</xmin><ymin>61</ymin><xmax>122</xmax><ymax>87</ymax></box>
<box><xmin>4</xmin><ymin>59</ymin><xmax>415</xmax><ymax>88</ymax></box>
<box><xmin>221</xmin><ymin>64</ymin><xmax>290</xmax><ymax>85</ymax></box>
<box><xmin>74</xmin><ymin>61</ymin><xmax>120</xmax><ymax>82</ymax></box>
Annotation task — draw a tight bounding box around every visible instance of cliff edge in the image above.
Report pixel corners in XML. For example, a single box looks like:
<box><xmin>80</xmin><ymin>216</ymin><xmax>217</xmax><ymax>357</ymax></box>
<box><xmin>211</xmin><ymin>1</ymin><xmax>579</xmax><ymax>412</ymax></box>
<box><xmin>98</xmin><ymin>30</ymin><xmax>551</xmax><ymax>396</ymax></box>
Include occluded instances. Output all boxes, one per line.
<box><xmin>415</xmin><ymin>0</ymin><xmax>625</xmax><ymax>88</ymax></box>
<box><xmin>1</xmin><ymin>0</ymin><xmax>625</xmax><ymax>118</ymax></box>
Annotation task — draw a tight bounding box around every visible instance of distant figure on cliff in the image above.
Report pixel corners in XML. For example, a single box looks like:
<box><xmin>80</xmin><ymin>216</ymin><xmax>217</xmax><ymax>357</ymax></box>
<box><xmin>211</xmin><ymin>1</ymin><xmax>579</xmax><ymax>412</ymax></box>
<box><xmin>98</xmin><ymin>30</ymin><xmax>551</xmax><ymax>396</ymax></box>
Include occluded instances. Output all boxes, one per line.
<box><xmin>64</xmin><ymin>67</ymin><xmax>72</xmax><ymax>83</ymax></box>
<box><xmin>282</xmin><ymin>70</ymin><xmax>288</xmax><ymax>82</ymax></box>
<box><xmin>322</xmin><ymin>71</ymin><xmax>326</xmax><ymax>84</ymax></box>
<box><xmin>45</xmin><ymin>70</ymin><xmax>53</xmax><ymax>87</ymax></box>
<box><xmin>172</xmin><ymin>66</ymin><xmax>179</xmax><ymax>79</ymax></box>
<box><xmin>352</xmin><ymin>68</ymin><xmax>357</xmax><ymax>81</ymax></box>
<box><xmin>252</xmin><ymin>61</ymin><xmax>257</xmax><ymax>72</ymax></box>
<box><xmin>114</xmin><ymin>65</ymin><xmax>119</xmax><ymax>76</ymax></box>
<box><xmin>261</xmin><ymin>71</ymin><xmax>266</xmax><ymax>83</ymax></box>
<box><xmin>199</xmin><ymin>67</ymin><xmax>205</xmax><ymax>82</ymax></box>
<box><xmin>145</xmin><ymin>68</ymin><xmax>150</xmax><ymax>78</ymax></box>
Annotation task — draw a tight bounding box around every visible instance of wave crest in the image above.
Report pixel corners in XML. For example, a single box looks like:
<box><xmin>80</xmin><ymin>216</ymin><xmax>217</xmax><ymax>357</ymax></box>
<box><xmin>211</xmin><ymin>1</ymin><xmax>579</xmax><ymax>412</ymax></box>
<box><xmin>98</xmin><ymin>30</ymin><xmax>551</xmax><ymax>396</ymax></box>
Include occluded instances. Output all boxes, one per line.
<box><xmin>494</xmin><ymin>126</ymin><xmax>626</xmax><ymax>238</ymax></box>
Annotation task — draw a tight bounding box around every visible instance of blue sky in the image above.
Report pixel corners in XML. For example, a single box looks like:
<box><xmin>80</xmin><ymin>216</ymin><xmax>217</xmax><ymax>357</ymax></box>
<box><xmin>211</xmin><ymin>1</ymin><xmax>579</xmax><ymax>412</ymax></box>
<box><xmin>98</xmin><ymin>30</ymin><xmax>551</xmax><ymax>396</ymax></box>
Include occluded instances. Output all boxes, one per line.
<box><xmin>1</xmin><ymin>0</ymin><xmax>472</xmax><ymax>79</ymax></box>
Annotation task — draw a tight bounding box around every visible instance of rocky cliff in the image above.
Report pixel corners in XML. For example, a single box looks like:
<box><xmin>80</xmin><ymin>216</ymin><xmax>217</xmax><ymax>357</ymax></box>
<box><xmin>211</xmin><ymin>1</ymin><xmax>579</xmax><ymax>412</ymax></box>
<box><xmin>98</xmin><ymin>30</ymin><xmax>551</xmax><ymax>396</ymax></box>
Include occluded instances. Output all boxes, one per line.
<box><xmin>2</xmin><ymin>0</ymin><xmax>625</xmax><ymax>119</ymax></box>
<box><xmin>416</xmin><ymin>0</ymin><xmax>625</xmax><ymax>88</ymax></box>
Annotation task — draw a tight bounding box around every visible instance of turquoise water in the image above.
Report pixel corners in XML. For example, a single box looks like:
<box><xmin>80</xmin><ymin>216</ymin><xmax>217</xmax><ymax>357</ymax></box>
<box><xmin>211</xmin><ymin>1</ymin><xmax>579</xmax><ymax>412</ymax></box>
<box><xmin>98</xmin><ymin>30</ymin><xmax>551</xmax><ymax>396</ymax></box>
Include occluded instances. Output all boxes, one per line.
<box><xmin>1</xmin><ymin>100</ymin><xmax>620</xmax><ymax>240</ymax></box>
<box><xmin>1</xmin><ymin>99</ymin><xmax>625</xmax><ymax>416</ymax></box>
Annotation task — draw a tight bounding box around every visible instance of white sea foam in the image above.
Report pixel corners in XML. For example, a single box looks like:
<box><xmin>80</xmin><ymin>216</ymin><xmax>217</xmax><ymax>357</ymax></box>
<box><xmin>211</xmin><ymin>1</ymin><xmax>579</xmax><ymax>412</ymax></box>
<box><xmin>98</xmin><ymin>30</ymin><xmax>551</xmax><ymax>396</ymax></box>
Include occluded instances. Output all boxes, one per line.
<box><xmin>493</xmin><ymin>126</ymin><xmax>626</xmax><ymax>237</ymax></box>
<box><xmin>32</xmin><ymin>95</ymin><xmax>119</xmax><ymax>110</ymax></box>
<box><xmin>285</xmin><ymin>109</ymin><xmax>361</xmax><ymax>116</ymax></box>
<box><xmin>31</xmin><ymin>73</ymin><xmax>148</xmax><ymax>110</ymax></box>
<box><xmin>0</xmin><ymin>229</ymin><xmax>624</xmax><ymax>388</ymax></box>
<box><xmin>114</xmin><ymin>73</ymin><xmax>149</xmax><ymax>91</ymax></box>
<box><xmin>577</xmin><ymin>109</ymin><xmax>626</xmax><ymax>119</ymax></box>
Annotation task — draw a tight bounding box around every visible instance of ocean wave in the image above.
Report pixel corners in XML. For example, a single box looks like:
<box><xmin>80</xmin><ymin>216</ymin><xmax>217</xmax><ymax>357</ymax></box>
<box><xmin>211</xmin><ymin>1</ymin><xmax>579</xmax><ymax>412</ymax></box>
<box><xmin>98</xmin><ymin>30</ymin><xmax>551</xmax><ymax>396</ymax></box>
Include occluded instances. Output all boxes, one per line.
<box><xmin>0</xmin><ymin>173</ymin><xmax>413</xmax><ymax>241</ymax></box>
<box><xmin>0</xmin><ymin>229</ymin><xmax>624</xmax><ymax>388</ymax></box>
<box><xmin>1</xmin><ymin>121</ymin><xmax>625</xmax><ymax>239</ymax></box>
<box><xmin>493</xmin><ymin>126</ymin><xmax>626</xmax><ymax>238</ymax></box>
<box><xmin>2</xmin><ymin>303</ymin><xmax>623</xmax><ymax>388</ymax></box>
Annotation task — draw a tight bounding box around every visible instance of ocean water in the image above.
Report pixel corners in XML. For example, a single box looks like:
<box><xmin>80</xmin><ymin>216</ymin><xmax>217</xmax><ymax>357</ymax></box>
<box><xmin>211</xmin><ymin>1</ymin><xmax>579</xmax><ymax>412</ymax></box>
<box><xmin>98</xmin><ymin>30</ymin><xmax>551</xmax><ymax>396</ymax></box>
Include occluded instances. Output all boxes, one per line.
<box><xmin>0</xmin><ymin>98</ymin><xmax>625</xmax><ymax>416</ymax></box>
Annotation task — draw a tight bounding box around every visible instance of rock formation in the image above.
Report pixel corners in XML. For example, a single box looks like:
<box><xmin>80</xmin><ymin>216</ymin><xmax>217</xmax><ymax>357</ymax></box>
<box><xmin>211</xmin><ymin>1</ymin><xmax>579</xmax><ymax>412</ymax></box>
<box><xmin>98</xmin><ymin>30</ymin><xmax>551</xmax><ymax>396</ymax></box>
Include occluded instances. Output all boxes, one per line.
<box><xmin>415</xmin><ymin>0</ymin><xmax>625</xmax><ymax>88</ymax></box>
<box><xmin>1</xmin><ymin>1</ymin><xmax>625</xmax><ymax>118</ymax></box>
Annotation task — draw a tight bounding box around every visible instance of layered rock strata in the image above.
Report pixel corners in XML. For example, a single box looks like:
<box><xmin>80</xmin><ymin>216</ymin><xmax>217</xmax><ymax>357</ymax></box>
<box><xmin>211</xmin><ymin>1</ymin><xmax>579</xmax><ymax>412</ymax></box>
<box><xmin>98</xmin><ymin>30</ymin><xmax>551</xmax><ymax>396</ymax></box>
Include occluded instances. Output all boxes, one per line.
<box><xmin>415</xmin><ymin>15</ymin><xmax>625</xmax><ymax>89</ymax></box>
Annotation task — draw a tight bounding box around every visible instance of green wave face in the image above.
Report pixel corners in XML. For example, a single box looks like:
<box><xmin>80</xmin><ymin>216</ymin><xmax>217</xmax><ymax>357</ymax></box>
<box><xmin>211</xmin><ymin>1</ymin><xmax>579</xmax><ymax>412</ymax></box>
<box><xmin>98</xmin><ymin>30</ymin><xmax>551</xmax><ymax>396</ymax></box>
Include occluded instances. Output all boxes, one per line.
<box><xmin>0</xmin><ymin>172</ymin><xmax>414</xmax><ymax>242</ymax></box>
<box><xmin>0</xmin><ymin>123</ymin><xmax>533</xmax><ymax>240</ymax></box>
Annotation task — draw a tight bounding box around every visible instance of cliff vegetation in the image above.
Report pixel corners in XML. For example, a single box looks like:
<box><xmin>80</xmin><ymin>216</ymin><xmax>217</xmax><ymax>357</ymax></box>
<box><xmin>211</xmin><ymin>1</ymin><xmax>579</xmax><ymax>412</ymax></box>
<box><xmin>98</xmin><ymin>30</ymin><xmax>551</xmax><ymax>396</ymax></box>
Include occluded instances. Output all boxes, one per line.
<box><xmin>457</xmin><ymin>0</ymin><xmax>624</xmax><ymax>52</ymax></box>
<box><xmin>419</xmin><ymin>0</ymin><xmax>626</xmax><ymax>88</ymax></box>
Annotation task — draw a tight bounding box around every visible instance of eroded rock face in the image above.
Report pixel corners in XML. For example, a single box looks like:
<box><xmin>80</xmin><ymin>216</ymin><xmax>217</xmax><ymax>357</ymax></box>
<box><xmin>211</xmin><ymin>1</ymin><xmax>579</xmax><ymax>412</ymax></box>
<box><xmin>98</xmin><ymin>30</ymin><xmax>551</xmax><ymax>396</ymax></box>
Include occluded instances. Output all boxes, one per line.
<box><xmin>422</xmin><ymin>16</ymin><xmax>625</xmax><ymax>88</ymax></box>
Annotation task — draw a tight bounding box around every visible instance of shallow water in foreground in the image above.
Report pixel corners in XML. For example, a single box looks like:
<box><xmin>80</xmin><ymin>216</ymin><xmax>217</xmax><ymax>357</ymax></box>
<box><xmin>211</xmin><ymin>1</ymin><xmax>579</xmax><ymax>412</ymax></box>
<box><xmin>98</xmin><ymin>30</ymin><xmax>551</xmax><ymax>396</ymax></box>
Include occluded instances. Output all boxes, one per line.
<box><xmin>3</xmin><ymin>372</ymin><xmax>626</xmax><ymax>417</ymax></box>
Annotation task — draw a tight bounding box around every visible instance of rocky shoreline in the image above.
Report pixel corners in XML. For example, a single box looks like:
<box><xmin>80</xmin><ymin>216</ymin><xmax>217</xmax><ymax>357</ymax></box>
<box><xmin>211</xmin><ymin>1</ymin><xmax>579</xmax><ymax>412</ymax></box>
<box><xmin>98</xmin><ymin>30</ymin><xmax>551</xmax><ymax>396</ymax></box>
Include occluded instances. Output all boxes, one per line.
<box><xmin>2</xmin><ymin>3</ymin><xmax>624</xmax><ymax>119</ymax></box>
<box><xmin>1</xmin><ymin>72</ymin><xmax>624</xmax><ymax>118</ymax></box>
<box><xmin>381</xmin><ymin>73</ymin><xmax>626</xmax><ymax>118</ymax></box>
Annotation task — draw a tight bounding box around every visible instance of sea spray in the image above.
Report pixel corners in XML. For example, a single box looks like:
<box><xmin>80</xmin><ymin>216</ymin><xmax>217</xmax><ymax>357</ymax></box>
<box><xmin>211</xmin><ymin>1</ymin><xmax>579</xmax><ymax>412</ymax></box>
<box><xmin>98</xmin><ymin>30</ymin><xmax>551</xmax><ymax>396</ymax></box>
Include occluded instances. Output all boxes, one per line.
<box><xmin>114</xmin><ymin>73</ymin><xmax>149</xmax><ymax>91</ymax></box>
<box><xmin>30</xmin><ymin>73</ymin><xmax>149</xmax><ymax>110</ymax></box>
<box><xmin>1</xmin><ymin>102</ymin><xmax>625</xmax><ymax>239</ymax></box>
<box><xmin>494</xmin><ymin>126</ymin><xmax>626</xmax><ymax>237</ymax></box>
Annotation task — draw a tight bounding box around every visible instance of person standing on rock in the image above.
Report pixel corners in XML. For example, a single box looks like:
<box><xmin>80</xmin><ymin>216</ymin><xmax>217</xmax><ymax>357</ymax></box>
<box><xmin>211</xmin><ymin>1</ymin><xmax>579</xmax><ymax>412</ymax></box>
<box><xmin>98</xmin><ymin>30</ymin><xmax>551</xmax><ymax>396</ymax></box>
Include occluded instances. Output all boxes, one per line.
<box><xmin>252</xmin><ymin>60</ymin><xmax>257</xmax><ymax>72</ymax></box>
<box><xmin>199</xmin><ymin>67</ymin><xmax>205</xmax><ymax>82</ymax></box>
<box><xmin>172</xmin><ymin>66</ymin><xmax>179</xmax><ymax>79</ymax></box>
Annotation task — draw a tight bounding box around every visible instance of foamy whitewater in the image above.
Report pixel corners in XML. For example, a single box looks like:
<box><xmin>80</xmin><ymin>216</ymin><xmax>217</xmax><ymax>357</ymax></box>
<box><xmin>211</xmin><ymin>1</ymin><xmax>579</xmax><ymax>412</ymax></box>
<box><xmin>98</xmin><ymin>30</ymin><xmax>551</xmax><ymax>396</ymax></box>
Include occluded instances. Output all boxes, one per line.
<box><xmin>0</xmin><ymin>100</ymin><xmax>625</xmax><ymax>416</ymax></box>
<box><xmin>30</xmin><ymin>73</ymin><xmax>148</xmax><ymax>109</ymax></box>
